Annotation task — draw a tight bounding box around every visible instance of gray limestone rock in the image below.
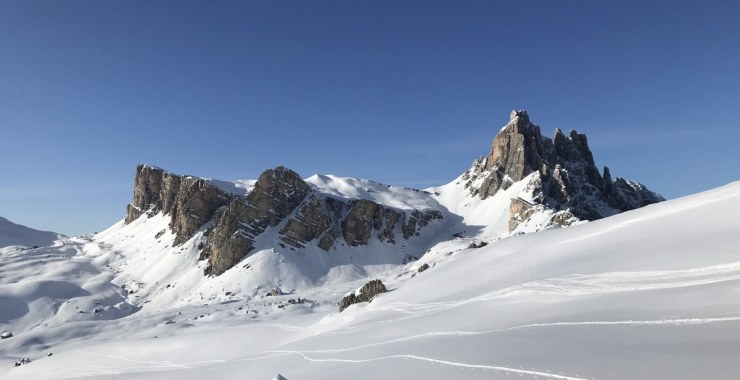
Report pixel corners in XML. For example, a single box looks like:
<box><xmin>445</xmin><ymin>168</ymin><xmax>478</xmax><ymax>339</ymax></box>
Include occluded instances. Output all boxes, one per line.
<box><xmin>338</xmin><ymin>279</ymin><xmax>387</xmax><ymax>312</ymax></box>
<box><xmin>124</xmin><ymin>165</ymin><xmax>234</xmax><ymax>246</ymax></box>
<box><xmin>342</xmin><ymin>200</ymin><xmax>402</xmax><ymax>246</ymax></box>
<box><xmin>124</xmin><ymin>165</ymin><xmax>447</xmax><ymax>277</ymax></box>
<box><xmin>509</xmin><ymin>197</ymin><xmax>536</xmax><ymax>231</ymax></box>
<box><xmin>464</xmin><ymin>111</ymin><xmax>663</xmax><ymax>222</ymax></box>
<box><xmin>279</xmin><ymin>195</ymin><xmax>335</xmax><ymax>249</ymax></box>
<box><xmin>402</xmin><ymin>209</ymin><xmax>444</xmax><ymax>239</ymax></box>
<box><xmin>203</xmin><ymin>166</ymin><xmax>309</xmax><ymax>275</ymax></box>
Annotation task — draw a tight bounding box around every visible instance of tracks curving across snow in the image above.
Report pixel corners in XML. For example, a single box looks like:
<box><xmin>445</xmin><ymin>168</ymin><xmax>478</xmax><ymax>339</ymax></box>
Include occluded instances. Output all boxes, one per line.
<box><xmin>267</xmin><ymin>350</ymin><xmax>591</xmax><ymax>380</ymax></box>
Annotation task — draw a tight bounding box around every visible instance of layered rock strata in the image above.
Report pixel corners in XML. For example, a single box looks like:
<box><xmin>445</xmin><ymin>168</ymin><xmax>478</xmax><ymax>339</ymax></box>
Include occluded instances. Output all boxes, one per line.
<box><xmin>338</xmin><ymin>279</ymin><xmax>387</xmax><ymax>312</ymax></box>
<box><xmin>125</xmin><ymin>165</ymin><xmax>445</xmax><ymax>276</ymax></box>
<box><xmin>125</xmin><ymin>165</ymin><xmax>235</xmax><ymax>245</ymax></box>
<box><xmin>463</xmin><ymin>110</ymin><xmax>663</xmax><ymax>225</ymax></box>
<box><xmin>203</xmin><ymin>167</ymin><xmax>444</xmax><ymax>275</ymax></box>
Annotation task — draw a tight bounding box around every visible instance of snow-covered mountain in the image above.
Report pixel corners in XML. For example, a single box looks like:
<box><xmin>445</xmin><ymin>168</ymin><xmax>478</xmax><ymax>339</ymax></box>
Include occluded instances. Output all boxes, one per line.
<box><xmin>9</xmin><ymin>111</ymin><xmax>729</xmax><ymax>379</ymax></box>
<box><xmin>0</xmin><ymin>216</ymin><xmax>65</xmax><ymax>252</ymax></box>
<box><xmin>119</xmin><ymin>110</ymin><xmax>662</xmax><ymax>281</ymax></box>
<box><xmin>2</xmin><ymin>177</ymin><xmax>739</xmax><ymax>379</ymax></box>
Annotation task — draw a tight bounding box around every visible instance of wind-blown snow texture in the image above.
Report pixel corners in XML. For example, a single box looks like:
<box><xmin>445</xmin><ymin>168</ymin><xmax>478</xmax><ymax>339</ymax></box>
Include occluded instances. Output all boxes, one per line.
<box><xmin>2</xmin><ymin>179</ymin><xmax>740</xmax><ymax>379</ymax></box>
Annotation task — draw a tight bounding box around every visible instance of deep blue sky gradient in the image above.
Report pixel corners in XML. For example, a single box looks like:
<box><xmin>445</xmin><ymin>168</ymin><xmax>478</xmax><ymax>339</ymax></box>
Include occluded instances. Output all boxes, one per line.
<box><xmin>1</xmin><ymin>1</ymin><xmax>739</xmax><ymax>235</ymax></box>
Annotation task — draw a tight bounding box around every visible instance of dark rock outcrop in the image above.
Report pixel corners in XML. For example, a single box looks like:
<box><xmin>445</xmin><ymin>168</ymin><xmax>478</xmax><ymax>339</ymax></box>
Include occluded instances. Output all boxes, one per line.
<box><xmin>279</xmin><ymin>195</ymin><xmax>340</xmax><ymax>249</ymax></box>
<box><xmin>339</xmin><ymin>279</ymin><xmax>387</xmax><ymax>312</ymax></box>
<box><xmin>342</xmin><ymin>200</ymin><xmax>402</xmax><ymax>246</ymax></box>
<box><xmin>402</xmin><ymin>209</ymin><xmax>444</xmax><ymax>239</ymax></box>
<box><xmin>463</xmin><ymin>110</ymin><xmax>663</xmax><ymax>222</ymax></box>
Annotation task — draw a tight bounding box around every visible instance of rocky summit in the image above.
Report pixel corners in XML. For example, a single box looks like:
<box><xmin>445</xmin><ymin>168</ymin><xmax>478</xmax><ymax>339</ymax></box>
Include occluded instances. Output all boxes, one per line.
<box><xmin>462</xmin><ymin>110</ymin><xmax>663</xmax><ymax>222</ymax></box>
<box><xmin>125</xmin><ymin>165</ymin><xmax>235</xmax><ymax>246</ymax></box>
<box><xmin>126</xmin><ymin>165</ymin><xmax>445</xmax><ymax>276</ymax></box>
<box><xmin>123</xmin><ymin>110</ymin><xmax>664</xmax><ymax>277</ymax></box>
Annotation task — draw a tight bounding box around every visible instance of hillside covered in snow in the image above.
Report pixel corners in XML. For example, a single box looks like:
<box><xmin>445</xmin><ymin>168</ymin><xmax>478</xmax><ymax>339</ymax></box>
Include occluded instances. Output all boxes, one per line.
<box><xmin>5</xmin><ymin>111</ymin><xmax>733</xmax><ymax>379</ymax></box>
<box><xmin>1</xmin><ymin>179</ymin><xmax>739</xmax><ymax>379</ymax></box>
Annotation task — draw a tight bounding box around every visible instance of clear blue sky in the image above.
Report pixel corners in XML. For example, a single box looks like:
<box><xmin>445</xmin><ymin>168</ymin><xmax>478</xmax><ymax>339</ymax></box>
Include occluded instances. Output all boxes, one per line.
<box><xmin>1</xmin><ymin>1</ymin><xmax>739</xmax><ymax>236</ymax></box>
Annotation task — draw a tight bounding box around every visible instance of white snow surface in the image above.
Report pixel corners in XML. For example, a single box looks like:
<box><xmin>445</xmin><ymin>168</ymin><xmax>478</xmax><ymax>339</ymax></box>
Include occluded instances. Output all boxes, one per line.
<box><xmin>0</xmin><ymin>216</ymin><xmax>65</xmax><ymax>252</ymax></box>
<box><xmin>305</xmin><ymin>174</ymin><xmax>440</xmax><ymax>211</ymax></box>
<box><xmin>2</xmin><ymin>179</ymin><xmax>740</xmax><ymax>379</ymax></box>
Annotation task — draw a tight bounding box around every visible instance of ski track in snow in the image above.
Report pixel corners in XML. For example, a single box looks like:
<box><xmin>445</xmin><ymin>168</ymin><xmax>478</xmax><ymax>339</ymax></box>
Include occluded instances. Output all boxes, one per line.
<box><xmin>267</xmin><ymin>350</ymin><xmax>591</xmax><ymax>380</ymax></box>
<box><xmin>372</xmin><ymin>261</ymin><xmax>740</xmax><ymax>320</ymax></box>
<box><xmin>308</xmin><ymin>262</ymin><xmax>740</xmax><ymax>339</ymax></box>
<box><xmin>279</xmin><ymin>315</ymin><xmax>740</xmax><ymax>356</ymax></box>
<box><xmin>61</xmin><ymin>314</ymin><xmax>739</xmax><ymax>379</ymax></box>
<box><xmin>64</xmin><ymin>260</ymin><xmax>740</xmax><ymax>378</ymax></box>
<box><xmin>69</xmin><ymin>350</ymin><xmax>233</xmax><ymax>377</ymax></box>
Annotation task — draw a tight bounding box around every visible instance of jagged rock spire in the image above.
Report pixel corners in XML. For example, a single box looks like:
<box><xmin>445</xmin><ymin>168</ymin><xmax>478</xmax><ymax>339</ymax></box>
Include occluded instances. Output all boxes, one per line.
<box><xmin>463</xmin><ymin>110</ymin><xmax>663</xmax><ymax>221</ymax></box>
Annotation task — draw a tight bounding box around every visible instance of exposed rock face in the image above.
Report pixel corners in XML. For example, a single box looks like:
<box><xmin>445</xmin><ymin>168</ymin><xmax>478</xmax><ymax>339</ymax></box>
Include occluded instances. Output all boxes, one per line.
<box><xmin>203</xmin><ymin>167</ymin><xmax>311</xmax><ymax>275</ymax></box>
<box><xmin>342</xmin><ymin>200</ymin><xmax>402</xmax><ymax>246</ymax></box>
<box><xmin>127</xmin><ymin>165</ymin><xmax>445</xmax><ymax>276</ymax></box>
<box><xmin>403</xmin><ymin>209</ymin><xmax>444</xmax><ymax>239</ymax></box>
<box><xmin>126</xmin><ymin>165</ymin><xmax>417</xmax><ymax>275</ymax></box>
<box><xmin>197</xmin><ymin>167</ymin><xmax>445</xmax><ymax>276</ymax></box>
<box><xmin>280</xmin><ymin>195</ymin><xmax>341</xmax><ymax>249</ymax></box>
<box><xmin>508</xmin><ymin>197</ymin><xmax>536</xmax><ymax>231</ymax></box>
<box><xmin>125</xmin><ymin>165</ymin><xmax>235</xmax><ymax>245</ymax></box>
<box><xmin>464</xmin><ymin>110</ymin><xmax>663</xmax><ymax>222</ymax></box>
<box><xmin>339</xmin><ymin>279</ymin><xmax>387</xmax><ymax>312</ymax></box>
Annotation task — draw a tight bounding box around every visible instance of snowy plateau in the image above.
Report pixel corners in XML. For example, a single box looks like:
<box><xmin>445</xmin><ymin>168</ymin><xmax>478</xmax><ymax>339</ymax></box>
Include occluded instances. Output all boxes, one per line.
<box><xmin>2</xmin><ymin>112</ymin><xmax>739</xmax><ymax>379</ymax></box>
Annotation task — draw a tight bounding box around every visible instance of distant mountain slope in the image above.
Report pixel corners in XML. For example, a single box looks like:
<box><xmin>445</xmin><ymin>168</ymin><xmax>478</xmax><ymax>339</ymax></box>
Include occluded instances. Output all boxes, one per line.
<box><xmin>0</xmin><ymin>216</ymin><xmax>64</xmax><ymax>248</ymax></box>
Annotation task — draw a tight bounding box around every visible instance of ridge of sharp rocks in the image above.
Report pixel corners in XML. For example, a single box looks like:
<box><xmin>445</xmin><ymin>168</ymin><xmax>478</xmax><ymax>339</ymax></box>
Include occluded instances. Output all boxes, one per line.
<box><xmin>462</xmin><ymin>110</ymin><xmax>664</xmax><ymax>228</ymax></box>
<box><xmin>125</xmin><ymin>165</ymin><xmax>446</xmax><ymax>276</ymax></box>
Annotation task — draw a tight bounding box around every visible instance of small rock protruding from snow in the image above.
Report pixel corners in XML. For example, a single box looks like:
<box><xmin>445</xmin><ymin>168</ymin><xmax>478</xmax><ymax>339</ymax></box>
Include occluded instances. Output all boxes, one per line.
<box><xmin>14</xmin><ymin>357</ymin><xmax>32</xmax><ymax>367</ymax></box>
<box><xmin>267</xmin><ymin>287</ymin><xmax>283</xmax><ymax>297</ymax></box>
<box><xmin>339</xmin><ymin>279</ymin><xmax>387</xmax><ymax>312</ymax></box>
<box><xmin>417</xmin><ymin>263</ymin><xmax>430</xmax><ymax>273</ymax></box>
<box><xmin>467</xmin><ymin>241</ymin><xmax>488</xmax><ymax>249</ymax></box>
<box><xmin>272</xmin><ymin>375</ymin><xmax>288</xmax><ymax>380</ymax></box>
<box><xmin>0</xmin><ymin>331</ymin><xmax>12</xmax><ymax>339</ymax></box>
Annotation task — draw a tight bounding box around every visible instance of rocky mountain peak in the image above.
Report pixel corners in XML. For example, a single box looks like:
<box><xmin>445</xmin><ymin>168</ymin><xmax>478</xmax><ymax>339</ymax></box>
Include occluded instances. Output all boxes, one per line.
<box><xmin>122</xmin><ymin>110</ymin><xmax>662</xmax><ymax>277</ymax></box>
<box><xmin>245</xmin><ymin>166</ymin><xmax>311</xmax><ymax>226</ymax></box>
<box><xmin>125</xmin><ymin>165</ymin><xmax>235</xmax><ymax>245</ymax></box>
<box><xmin>124</xmin><ymin>164</ymin><xmax>445</xmax><ymax>277</ymax></box>
<box><xmin>509</xmin><ymin>109</ymin><xmax>530</xmax><ymax>124</ymax></box>
<box><xmin>464</xmin><ymin>110</ymin><xmax>663</xmax><ymax>223</ymax></box>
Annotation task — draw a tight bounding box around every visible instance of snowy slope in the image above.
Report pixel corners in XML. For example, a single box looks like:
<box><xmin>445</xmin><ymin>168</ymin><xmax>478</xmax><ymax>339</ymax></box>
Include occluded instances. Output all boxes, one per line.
<box><xmin>305</xmin><ymin>174</ymin><xmax>441</xmax><ymax>211</ymax></box>
<box><xmin>0</xmin><ymin>216</ymin><xmax>65</xmax><ymax>251</ymax></box>
<box><xmin>430</xmin><ymin>171</ymin><xmax>573</xmax><ymax>238</ymax></box>
<box><xmin>2</xmin><ymin>181</ymin><xmax>740</xmax><ymax>379</ymax></box>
